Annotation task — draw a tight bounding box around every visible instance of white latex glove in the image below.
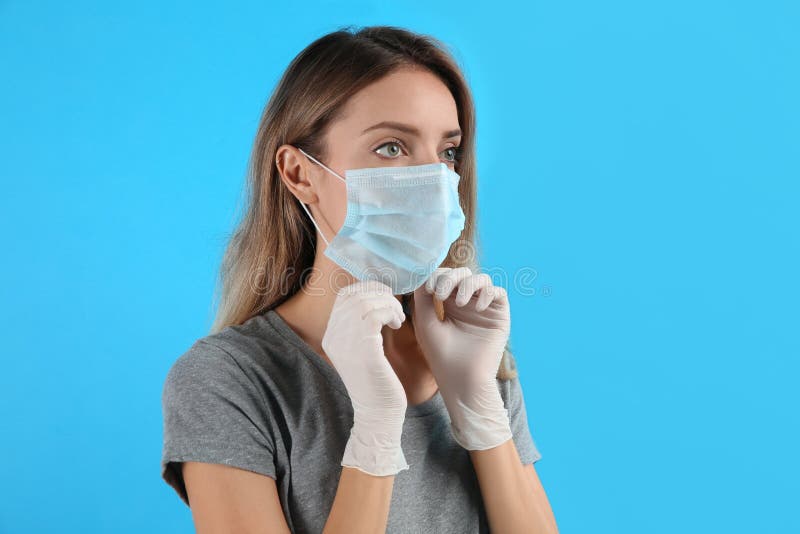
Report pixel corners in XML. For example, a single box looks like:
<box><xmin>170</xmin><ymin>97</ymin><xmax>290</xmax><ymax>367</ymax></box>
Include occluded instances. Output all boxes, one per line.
<box><xmin>412</xmin><ymin>267</ymin><xmax>514</xmax><ymax>451</ymax></box>
<box><xmin>321</xmin><ymin>280</ymin><xmax>410</xmax><ymax>476</ymax></box>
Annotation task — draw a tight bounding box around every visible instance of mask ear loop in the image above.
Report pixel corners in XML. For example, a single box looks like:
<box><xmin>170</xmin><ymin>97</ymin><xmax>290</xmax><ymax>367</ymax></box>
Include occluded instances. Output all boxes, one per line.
<box><xmin>294</xmin><ymin>147</ymin><xmax>347</xmax><ymax>247</ymax></box>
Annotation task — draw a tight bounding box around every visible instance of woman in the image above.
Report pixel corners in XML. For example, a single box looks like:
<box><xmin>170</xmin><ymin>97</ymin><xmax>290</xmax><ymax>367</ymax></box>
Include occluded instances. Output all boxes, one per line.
<box><xmin>161</xmin><ymin>25</ymin><xmax>558</xmax><ymax>533</ymax></box>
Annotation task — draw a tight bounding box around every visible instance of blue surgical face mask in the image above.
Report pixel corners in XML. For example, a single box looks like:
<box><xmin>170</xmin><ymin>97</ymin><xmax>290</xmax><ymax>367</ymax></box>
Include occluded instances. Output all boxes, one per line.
<box><xmin>295</xmin><ymin>147</ymin><xmax>466</xmax><ymax>295</ymax></box>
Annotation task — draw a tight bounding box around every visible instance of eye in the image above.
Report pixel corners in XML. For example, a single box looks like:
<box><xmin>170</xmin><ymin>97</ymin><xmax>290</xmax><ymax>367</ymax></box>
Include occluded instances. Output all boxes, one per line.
<box><xmin>374</xmin><ymin>140</ymin><xmax>405</xmax><ymax>159</ymax></box>
<box><xmin>441</xmin><ymin>146</ymin><xmax>463</xmax><ymax>163</ymax></box>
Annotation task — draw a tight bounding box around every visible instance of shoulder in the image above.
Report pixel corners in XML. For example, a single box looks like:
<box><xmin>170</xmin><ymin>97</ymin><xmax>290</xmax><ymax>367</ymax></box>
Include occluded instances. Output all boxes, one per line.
<box><xmin>162</xmin><ymin>311</ymin><xmax>311</xmax><ymax>427</ymax></box>
<box><xmin>162</xmin><ymin>317</ymin><xmax>265</xmax><ymax>403</ymax></box>
<box><xmin>163</xmin><ymin>314</ymin><xmax>288</xmax><ymax>395</ymax></box>
<box><xmin>496</xmin><ymin>374</ymin><xmax>522</xmax><ymax>403</ymax></box>
<box><xmin>161</xmin><ymin>336</ymin><xmax>256</xmax><ymax>415</ymax></box>
<box><xmin>160</xmin><ymin>327</ymin><xmax>282</xmax><ymax>453</ymax></box>
<box><xmin>496</xmin><ymin>374</ymin><xmax>543</xmax><ymax>464</ymax></box>
<box><xmin>160</xmin><ymin>328</ymin><xmax>282</xmax><ymax>506</ymax></box>
<box><xmin>163</xmin><ymin>336</ymin><xmax>238</xmax><ymax>384</ymax></box>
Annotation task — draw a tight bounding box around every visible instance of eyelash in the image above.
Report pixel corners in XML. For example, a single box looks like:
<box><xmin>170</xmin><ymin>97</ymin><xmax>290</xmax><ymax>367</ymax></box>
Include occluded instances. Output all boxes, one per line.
<box><xmin>375</xmin><ymin>137</ymin><xmax>463</xmax><ymax>163</ymax></box>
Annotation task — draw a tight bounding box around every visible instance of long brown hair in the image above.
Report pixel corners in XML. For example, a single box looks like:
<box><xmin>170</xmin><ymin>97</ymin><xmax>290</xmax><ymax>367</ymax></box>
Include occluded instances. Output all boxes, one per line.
<box><xmin>210</xmin><ymin>25</ymin><xmax>519</xmax><ymax>380</ymax></box>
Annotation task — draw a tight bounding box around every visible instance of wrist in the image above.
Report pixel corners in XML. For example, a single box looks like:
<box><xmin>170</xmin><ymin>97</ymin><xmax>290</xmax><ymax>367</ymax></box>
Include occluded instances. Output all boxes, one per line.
<box><xmin>441</xmin><ymin>382</ymin><xmax>513</xmax><ymax>451</ymax></box>
<box><xmin>343</xmin><ymin>421</ymin><xmax>409</xmax><ymax>476</ymax></box>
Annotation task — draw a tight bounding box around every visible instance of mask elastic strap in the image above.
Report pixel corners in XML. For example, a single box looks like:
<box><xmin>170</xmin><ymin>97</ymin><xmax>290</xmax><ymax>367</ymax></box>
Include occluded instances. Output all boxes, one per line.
<box><xmin>295</xmin><ymin>148</ymin><xmax>346</xmax><ymax>247</ymax></box>
<box><xmin>298</xmin><ymin>148</ymin><xmax>347</xmax><ymax>183</ymax></box>
<box><xmin>296</xmin><ymin>195</ymin><xmax>331</xmax><ymax>247</ymax></box>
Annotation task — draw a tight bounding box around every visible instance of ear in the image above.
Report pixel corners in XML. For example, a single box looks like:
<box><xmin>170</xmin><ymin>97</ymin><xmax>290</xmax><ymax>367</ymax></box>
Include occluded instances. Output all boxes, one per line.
<box><xmin>275</xmin><ymin>144</ymin><xmax>317</xmax><ymax>203</ymax></box>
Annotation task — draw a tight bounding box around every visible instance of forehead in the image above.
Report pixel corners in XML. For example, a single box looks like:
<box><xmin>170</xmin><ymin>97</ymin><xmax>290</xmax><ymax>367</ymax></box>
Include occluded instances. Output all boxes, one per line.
<box><xmin>336</xmin><ymin>67</ymin><xmax>460</xmax><ymax>136</ymax></box>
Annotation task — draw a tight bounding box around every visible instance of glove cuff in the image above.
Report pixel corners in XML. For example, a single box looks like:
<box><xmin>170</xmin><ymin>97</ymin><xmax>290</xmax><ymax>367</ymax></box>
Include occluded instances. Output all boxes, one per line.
<box><xmin>444</xmin><ymin>385</ymin><xmax>514</xmax><ymax>450</ymax></box>
<box><xmin>341</xmin><ymin>423</ymin><xmax>410</xmax><ymax>476</ymax></box>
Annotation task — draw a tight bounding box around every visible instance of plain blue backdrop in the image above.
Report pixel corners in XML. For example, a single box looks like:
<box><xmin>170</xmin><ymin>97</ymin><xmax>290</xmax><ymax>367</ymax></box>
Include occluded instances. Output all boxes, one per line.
<box><xmin>1</xmin><ymin>1</ymin><xmax>797</xmax><ymax>532</ymax></box>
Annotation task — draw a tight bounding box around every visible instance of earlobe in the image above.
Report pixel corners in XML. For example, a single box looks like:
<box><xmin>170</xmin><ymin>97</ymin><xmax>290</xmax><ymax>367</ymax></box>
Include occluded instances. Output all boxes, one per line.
<box><xmin>276</xmin><ymin>146</ymin><xmax>317</xmax><ymax>204</ymax></box>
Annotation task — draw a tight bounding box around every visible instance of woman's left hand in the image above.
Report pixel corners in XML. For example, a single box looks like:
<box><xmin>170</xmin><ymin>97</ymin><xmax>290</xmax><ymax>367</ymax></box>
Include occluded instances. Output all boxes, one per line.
<box><xmin>412</xmin><ymin>267</ymin><xmax>514</xmax><ymax>450</ymax></box>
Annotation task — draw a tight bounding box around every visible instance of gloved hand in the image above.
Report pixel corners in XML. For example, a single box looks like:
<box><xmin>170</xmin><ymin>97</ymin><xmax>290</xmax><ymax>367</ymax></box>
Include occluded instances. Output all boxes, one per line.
<box><xmin>321</xmin><ymin>280</ymin><xmax>410</xmax><ymax>476</ymax></box>
<box><xmin>412</xmin><ymin>267</ymin><xmax>514</xmax><ymax>451</ymax></box>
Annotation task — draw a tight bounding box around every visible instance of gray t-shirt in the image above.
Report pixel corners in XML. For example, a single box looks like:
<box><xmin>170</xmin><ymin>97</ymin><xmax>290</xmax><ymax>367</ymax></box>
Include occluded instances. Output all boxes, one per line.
<box><xmin>161</xmin><ymin>309</ymin><xmax>542</xmax><ymax>533</ymax></box>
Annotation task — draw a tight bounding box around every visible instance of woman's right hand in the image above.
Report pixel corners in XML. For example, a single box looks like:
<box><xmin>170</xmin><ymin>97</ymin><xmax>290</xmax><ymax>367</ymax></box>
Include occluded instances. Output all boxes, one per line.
<box><xmin>321</xmin><ymin>280</ymin><xmax>410</xmax><ymax>476</ymax></box>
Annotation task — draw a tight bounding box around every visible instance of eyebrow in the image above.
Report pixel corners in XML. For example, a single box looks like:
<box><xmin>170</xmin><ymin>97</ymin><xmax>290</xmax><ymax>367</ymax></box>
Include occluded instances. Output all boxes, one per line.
<box><xmin>360</xmin><ymin>121</ymin><xmax>462</xmax><ymax>139</ymax></box>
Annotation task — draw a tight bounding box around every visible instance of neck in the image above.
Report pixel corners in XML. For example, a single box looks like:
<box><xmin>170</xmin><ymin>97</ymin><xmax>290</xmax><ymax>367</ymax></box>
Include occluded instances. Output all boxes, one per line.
<box><xmin>273</xmin><ymin>248</ymin><xmax>438</xmax><ymax>405</ymax></box>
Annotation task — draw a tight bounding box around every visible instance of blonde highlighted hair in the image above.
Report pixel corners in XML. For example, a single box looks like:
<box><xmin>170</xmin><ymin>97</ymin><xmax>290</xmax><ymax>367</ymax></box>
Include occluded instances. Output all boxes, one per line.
<box><xmin>210</xmin><ymin>25</ymin><xmax>518</xmax><ymax>380</ymax></box>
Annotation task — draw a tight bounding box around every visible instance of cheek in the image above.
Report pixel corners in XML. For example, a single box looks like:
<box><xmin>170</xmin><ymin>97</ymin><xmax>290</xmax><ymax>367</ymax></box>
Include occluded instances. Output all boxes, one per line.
<box><xmin>322</xmin><ymin>182</ymin><xmax>348</xmax><ymax>231</ymax></box>
<box><xmin>331</xmin><ymin>193</ymin><xmax>348</xmax><ymax>230</ymax></box>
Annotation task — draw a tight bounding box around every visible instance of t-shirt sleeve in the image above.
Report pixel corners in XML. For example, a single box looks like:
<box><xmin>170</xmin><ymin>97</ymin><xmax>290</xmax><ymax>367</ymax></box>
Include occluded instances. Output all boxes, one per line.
<box><xmin>161</xmin><ymin>339</ymin><xmax>277</xmax><ymax>507</ymax></box>
<box><xmin>500</xmin><ymin>374</ymin><xmax>543</xmax><ymax>465</ymax></box>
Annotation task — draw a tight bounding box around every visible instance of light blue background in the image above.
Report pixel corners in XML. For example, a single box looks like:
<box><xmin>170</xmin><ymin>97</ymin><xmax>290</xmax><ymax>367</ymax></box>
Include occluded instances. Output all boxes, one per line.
<box><xmin>1</xmin><ymin>1</ymin><xmax>797</xmax><ymax>532</ymax></box>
